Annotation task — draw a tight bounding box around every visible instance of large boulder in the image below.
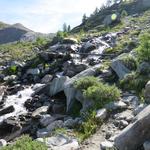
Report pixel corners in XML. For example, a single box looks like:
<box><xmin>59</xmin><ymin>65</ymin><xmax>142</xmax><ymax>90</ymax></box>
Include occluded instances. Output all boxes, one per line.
<box><xmin>48</xmin><ymin>76</ymin><xmax>70</xmax><ymax>96</ymax></box>
<box><xmin>111</xmin><ymin>54</ymin><xmax>131</xmax><ymax>79</ymax></box>
<box><xmin>114</xmin><ymin>105</ymin><xmax>150</xmax><ymax>150</ymax></box>
<box><xmin>145</xmin><ymin>81</ymin><xmax>150</xmax><ymax>103</ymax></box>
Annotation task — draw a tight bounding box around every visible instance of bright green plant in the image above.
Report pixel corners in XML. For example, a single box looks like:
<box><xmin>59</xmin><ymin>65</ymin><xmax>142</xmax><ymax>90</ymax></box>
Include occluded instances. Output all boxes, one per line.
<box><xmin>74</xmin><ymin>76</ymin><xmax>100</xmax><ymax>91</ymax></box>
<box><xmin>1</xmin><ymin>135</ymin><xmax>47</xmax><ymax>150</ymax></box>
<box><xmin>83</xmin><ymin>83</ymin><xmax>121</xmax><ymax>108</ymax></box>
<box><xmin>136</xmin><ymin>33</ymin><xmax>150</xmax><ymax>62</ymax></box>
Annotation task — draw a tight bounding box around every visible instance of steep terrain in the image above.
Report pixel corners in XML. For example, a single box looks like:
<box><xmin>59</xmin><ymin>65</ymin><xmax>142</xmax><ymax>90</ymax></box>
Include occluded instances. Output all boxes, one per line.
<box><xmin>0</xmin><ymin>0</ymin><xmax>150</xmax><ymax>150</ymax></box>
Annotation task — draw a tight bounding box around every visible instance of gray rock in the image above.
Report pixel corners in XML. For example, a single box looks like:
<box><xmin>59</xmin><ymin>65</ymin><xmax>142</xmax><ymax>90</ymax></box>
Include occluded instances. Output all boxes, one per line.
<box><xmin>114</xmin><ymin>105</ymin><xmax>150</xmax><ymax>150</ymax></box>
<box><xmin>41</xmin><ymin>75</ymin><xmax>53</xmax><ymax>84</ymax></box>
<box><xmin>144</xmin><ymin>141</ymin><xmax>150</xmax><ymax>150</ymax></box>
<box><xmin>46</xmin><ymin>120</ymin><xmax>64</xmax><ymax>132</ymax></box>
<box><xmin>32</xmin><ymin>106</ymin><xmax>49</xmax><ymax>118</ymax></box>
<box><xmin>133</xmin><ymin>104</ymin><xmax>147</xmax><ymax>116</ymax></box>
<box><xmin>119</xmin><ymin>120</ymin><xmax>129</xmax><ymax>128</ymax></box>
<box><xmin>40</xmin><ymin>115</ymin><xmax>56</xmax><ymax>127</ymax></box>
<box><xmin>37</xmin><ymin>134</ymin><xmax>79</xmax><ymax>150</ymax></box>
<box><xmin>26</xmin><ymin>68</ymin><xmax>40</xmax><ymax>75</ymax></box>
<box><xmin>137</xmin><ymin>62</ymin><xmax>150</xmax><ymax>75</ymax></box>
<box><xmin>0</xmin><ymin>139</ymin><xmax>7</xmax><ymax>147</ymax></box>
<box><xmin>96</xmin><ymin>108</ymin><xmax>107</xmax><ymax>120</ymax></box>
<box><xmin>111</xmin><ymin>55</ymin><xmax>131</xmax><ymax>79</ymax></box>
<box><xmin>0</xmin><ymin>106</ymin><xmax>15</xmax><ymax>116</ymax></box>
<box><xmin>37</xmin><ymin>128</ymin><xmax>49</xmax><ymax>138</ymax></box>
<box><xmin>105</xmin><ymin>101</ymin><xmax>127</xmax><ymax>111</ymax></box>
<box><xmin>64</xmin><ymin>118</ymin><xmax>80</xmax><ymax>128</ymax></box>
<box><xmin>145</xmin><ymin>81</ymin><xmax>150</xmax><ymax>103</ymax></box>
<box><xmin>122</xmin><ymin>95</ymin><xmax>139</xmax><ymax>108</ymax></box>
<box><xmin>100</xmin><ymin>141</ymin><xmax>114</xmax><ymax>150</ymax></box>
<box><xmin>48</xmin><ymin>76</ymin><xmax>70</xmax><ymax>96</ymax></box>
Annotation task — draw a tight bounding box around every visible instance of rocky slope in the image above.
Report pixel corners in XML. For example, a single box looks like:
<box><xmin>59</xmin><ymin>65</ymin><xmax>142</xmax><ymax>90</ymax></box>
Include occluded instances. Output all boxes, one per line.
<box><xmin>0</xmin><ymin>22</ymin><xmax>55</xmax><ymax>44</ymax></box>
<box><xmin>0</xmin><ymin>1</ymin><xmax>150</xmax><ymax>150</ymax></box>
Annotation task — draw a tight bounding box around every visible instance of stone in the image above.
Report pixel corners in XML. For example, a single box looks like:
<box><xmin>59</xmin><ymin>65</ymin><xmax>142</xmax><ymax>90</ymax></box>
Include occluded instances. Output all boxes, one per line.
<box><xmin>46</xmin><ymin>120</ymin><xmax>64</xmax><ymax>132</ymax></box>
<box><xmin>81</xmin><ymin>41</ymin><xmax>97</xmax><ymax>53</ymax></box>
<box><xmin>41</xmin><ymin>75</ymin><xmax>53</xmax><ymax>84</ymax></box>
<box><xmin>133</xmin><ymin>104</ymin><xmax>147</xmax><ymax>116</ymax></box>
<box><xmin>119</xmin><ymin>120</ymin><xmax>129</xmax><ymax>128</ymax></box>
<box><xmin>37</xmin><ymin>128</ymin><xmax>49</xmax><ymax>138</ymax></box>
<box><xmin>100</xmin><ymin>141</ymin><xmax>114</xmax><ymax>150</ymax></box>
<box><xmin>32</xmin><ymin>106</ymin><xmax>49</xmax><ymax>118</ymax></box>
<box><xmin>145</xmin><ymin>81</ymin><xmax>150</xmax><ymax>103</ymax></box>
<box><xmin>114</xmin><ymin>110</ymin><xmax>134</xmax><ymax>122</ymax></box>
<box><xmin>48</xmin><ymin>76</ymin><xmax>70</xmax><ymax>96</ymax></box>
<box><xmin>0</xmin><ymin>119</ymin><xmax>22</xmax><ymax>141</ymax></box>
<box><xmin>26</xmin><ymin>68</ymin><xmax>40</xmax><ymax>76</ymax></box>
<box><xmin>40</xmin><ymin>115</ymin><xmax>56</xmax><ymax>127</ymax></box>
<box><xmin>0</xmin><ymin>105</ymin><xmax>15</xmax><ymax>116</ymax></box>
<box><xmin>0</xmin><ymin>139</ymin><xmax>7</xmax><ymax>147</ymax></box>
<box><xmin>105</xmin><ymin>101</ymin><xmax>127</xmax><ymax>111</ymax></box>
<box><xmin>114</xmin><ymin>105</ymin><xmax>150</xmax><ymax>150</ymax></box>
<box><xmin>122</xmin><ymin>95</ymin><xmax>139</xmax><ymax>108</ymax></box>
<box><xmin>144</xmin><ymin>141</ymin><xmax>150</xmax><ymax>150</ymax></box>
<box><xmin>137</xmin><ymin>62</ymin><xmax>150</xmax><ymax>75</ymax></box>
<box><xmin>52</xmin><ymin>103</ymin><xmax>65</xmax><ymax>114</ymax></box>
<box><xmin>64</xmin><ymin>118</ymin><xmax>77</xmax><ymax>128</ymax></box>
<box><xmin>37</xmin><ymin>134</ymin><xmax>79</xmax><ymax>150</ymax></box>
<box><xmin>4</xmin><ymin>75</ymin><xmax>17</xmax><ymax>83</ymax></box>
<box><xmin>96</xmin><ymin>108</ymin><xmax>107</xmax><ymax>120</ymax></box>
<box><xmin>111</xmin><ymin>54</ymin><xmax>131</xmax><ymax>79</ymax></box>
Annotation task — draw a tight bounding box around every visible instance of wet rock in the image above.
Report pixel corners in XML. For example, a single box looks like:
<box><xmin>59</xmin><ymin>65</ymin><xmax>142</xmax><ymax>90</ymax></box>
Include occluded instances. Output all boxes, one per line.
<box><xmin>145</xmin><ymin>81</ymin><xmax>150</xmax><ymax>103</ymax></box>
<box><xmin>114</xmin><ymin>105</ymin><xmax>150</xmax><ymax>150</ymax></box>
<box><xmin>41</xmin><ymin>74</ymin><xmax>53</xmax><ymax>84</ymax></box>
<box><xmin>0</xmin><ymin>139</ymin><xmax>7</xmax><ymax>147</ymax></box>
<box><xmin>32</xmin><ymin>106</ymin><xmax>49</xmax><ymax>118</ymax></box>
<box><xmin>96</xmin><ymin>108</ymin><xmax>107</xmax><ymax>120</ymax></box>
<box><xmin>100</xmin><ymin>140</ymin><xmax>114</xmax><ymax>150</ymax></box>
<box><xmin>81</xmin><ymin>41</ymin><xmax>97</xmax><ymax>53</ymax></box>
<box><xmin>144</xmin><ymin>141</ymin><xmax>150</xmax><ymax>150</ymax></box>
<box><xmin>0</xmin><ymin>118</ymin><xmax>22</xmax><ymax>141</ymax></box>
<box><xmin>0</xmin><ymin>106</ymin><xmax>15</xmax><ymax>116</ymax></box>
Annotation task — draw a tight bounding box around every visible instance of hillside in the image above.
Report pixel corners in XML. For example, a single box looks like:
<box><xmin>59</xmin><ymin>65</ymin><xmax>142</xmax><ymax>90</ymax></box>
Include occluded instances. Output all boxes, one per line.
<box><xmin>0</xmin><ymin>22</ymin><xmax>55</xmax><ymax>44</ymax></box>
<box><xmin>0</xmin><ymin>0</ymin><xmax>150</xmax><ymax>150</ymax></box>
<box><xmin>72</xmin><ymin>0</ymin><xmax>150</xmax><ymax>33</ymax></box>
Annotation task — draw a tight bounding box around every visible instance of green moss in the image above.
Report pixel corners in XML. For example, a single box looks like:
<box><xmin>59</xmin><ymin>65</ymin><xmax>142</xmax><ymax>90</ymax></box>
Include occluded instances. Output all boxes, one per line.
<box><xmin>1</xmin><ymin>135</ymin><xmax>47</xmax><ymax>150</ymax></box>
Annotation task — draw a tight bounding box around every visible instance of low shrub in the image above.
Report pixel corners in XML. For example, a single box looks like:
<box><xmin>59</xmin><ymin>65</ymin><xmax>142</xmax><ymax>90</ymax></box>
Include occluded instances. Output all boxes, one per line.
<box><xmin>74</xmin><ymin>76</ymin><xmax>100</xmax><ymax>91</ymax></box>
<box><xmin>1</xmin><ymin>135</ymin><xmax>47</xmax><ymax>150</ymax></box>
<box><xmin>120</xmin><ymin>72</ymin><xmax>149</xmax><ymax>94</ymax></box>
<box><xmin>136</xmin><ymin>33</ymin><xmax>150</xmax><ymax>62</ymax></box>
<box><xmin>83</xmin><ymin>83</ymin><xmax>121</xmax><ymax>108</ymax></box>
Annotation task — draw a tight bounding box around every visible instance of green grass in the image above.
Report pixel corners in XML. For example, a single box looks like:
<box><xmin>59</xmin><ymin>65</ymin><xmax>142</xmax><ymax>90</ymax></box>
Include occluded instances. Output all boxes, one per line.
<box><xmin>1</xmin><ymin>135</ymin><xmax>47</xmax><ymax>150</ymax></box>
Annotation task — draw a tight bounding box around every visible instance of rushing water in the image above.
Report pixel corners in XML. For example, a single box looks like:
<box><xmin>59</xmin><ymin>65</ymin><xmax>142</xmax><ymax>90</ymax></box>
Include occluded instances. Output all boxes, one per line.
<box><xmin>0</xmin><ymin>84</ymin><xmax>44</xmax><ymax>123</ymax></box>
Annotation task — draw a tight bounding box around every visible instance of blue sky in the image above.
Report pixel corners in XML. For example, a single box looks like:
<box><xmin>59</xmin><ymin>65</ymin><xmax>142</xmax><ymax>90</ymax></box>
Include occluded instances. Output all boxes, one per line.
<box><xmin>0</xmin><ymin>0</ymin><xmax>106</xmax><ymax>33</ymax></box>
